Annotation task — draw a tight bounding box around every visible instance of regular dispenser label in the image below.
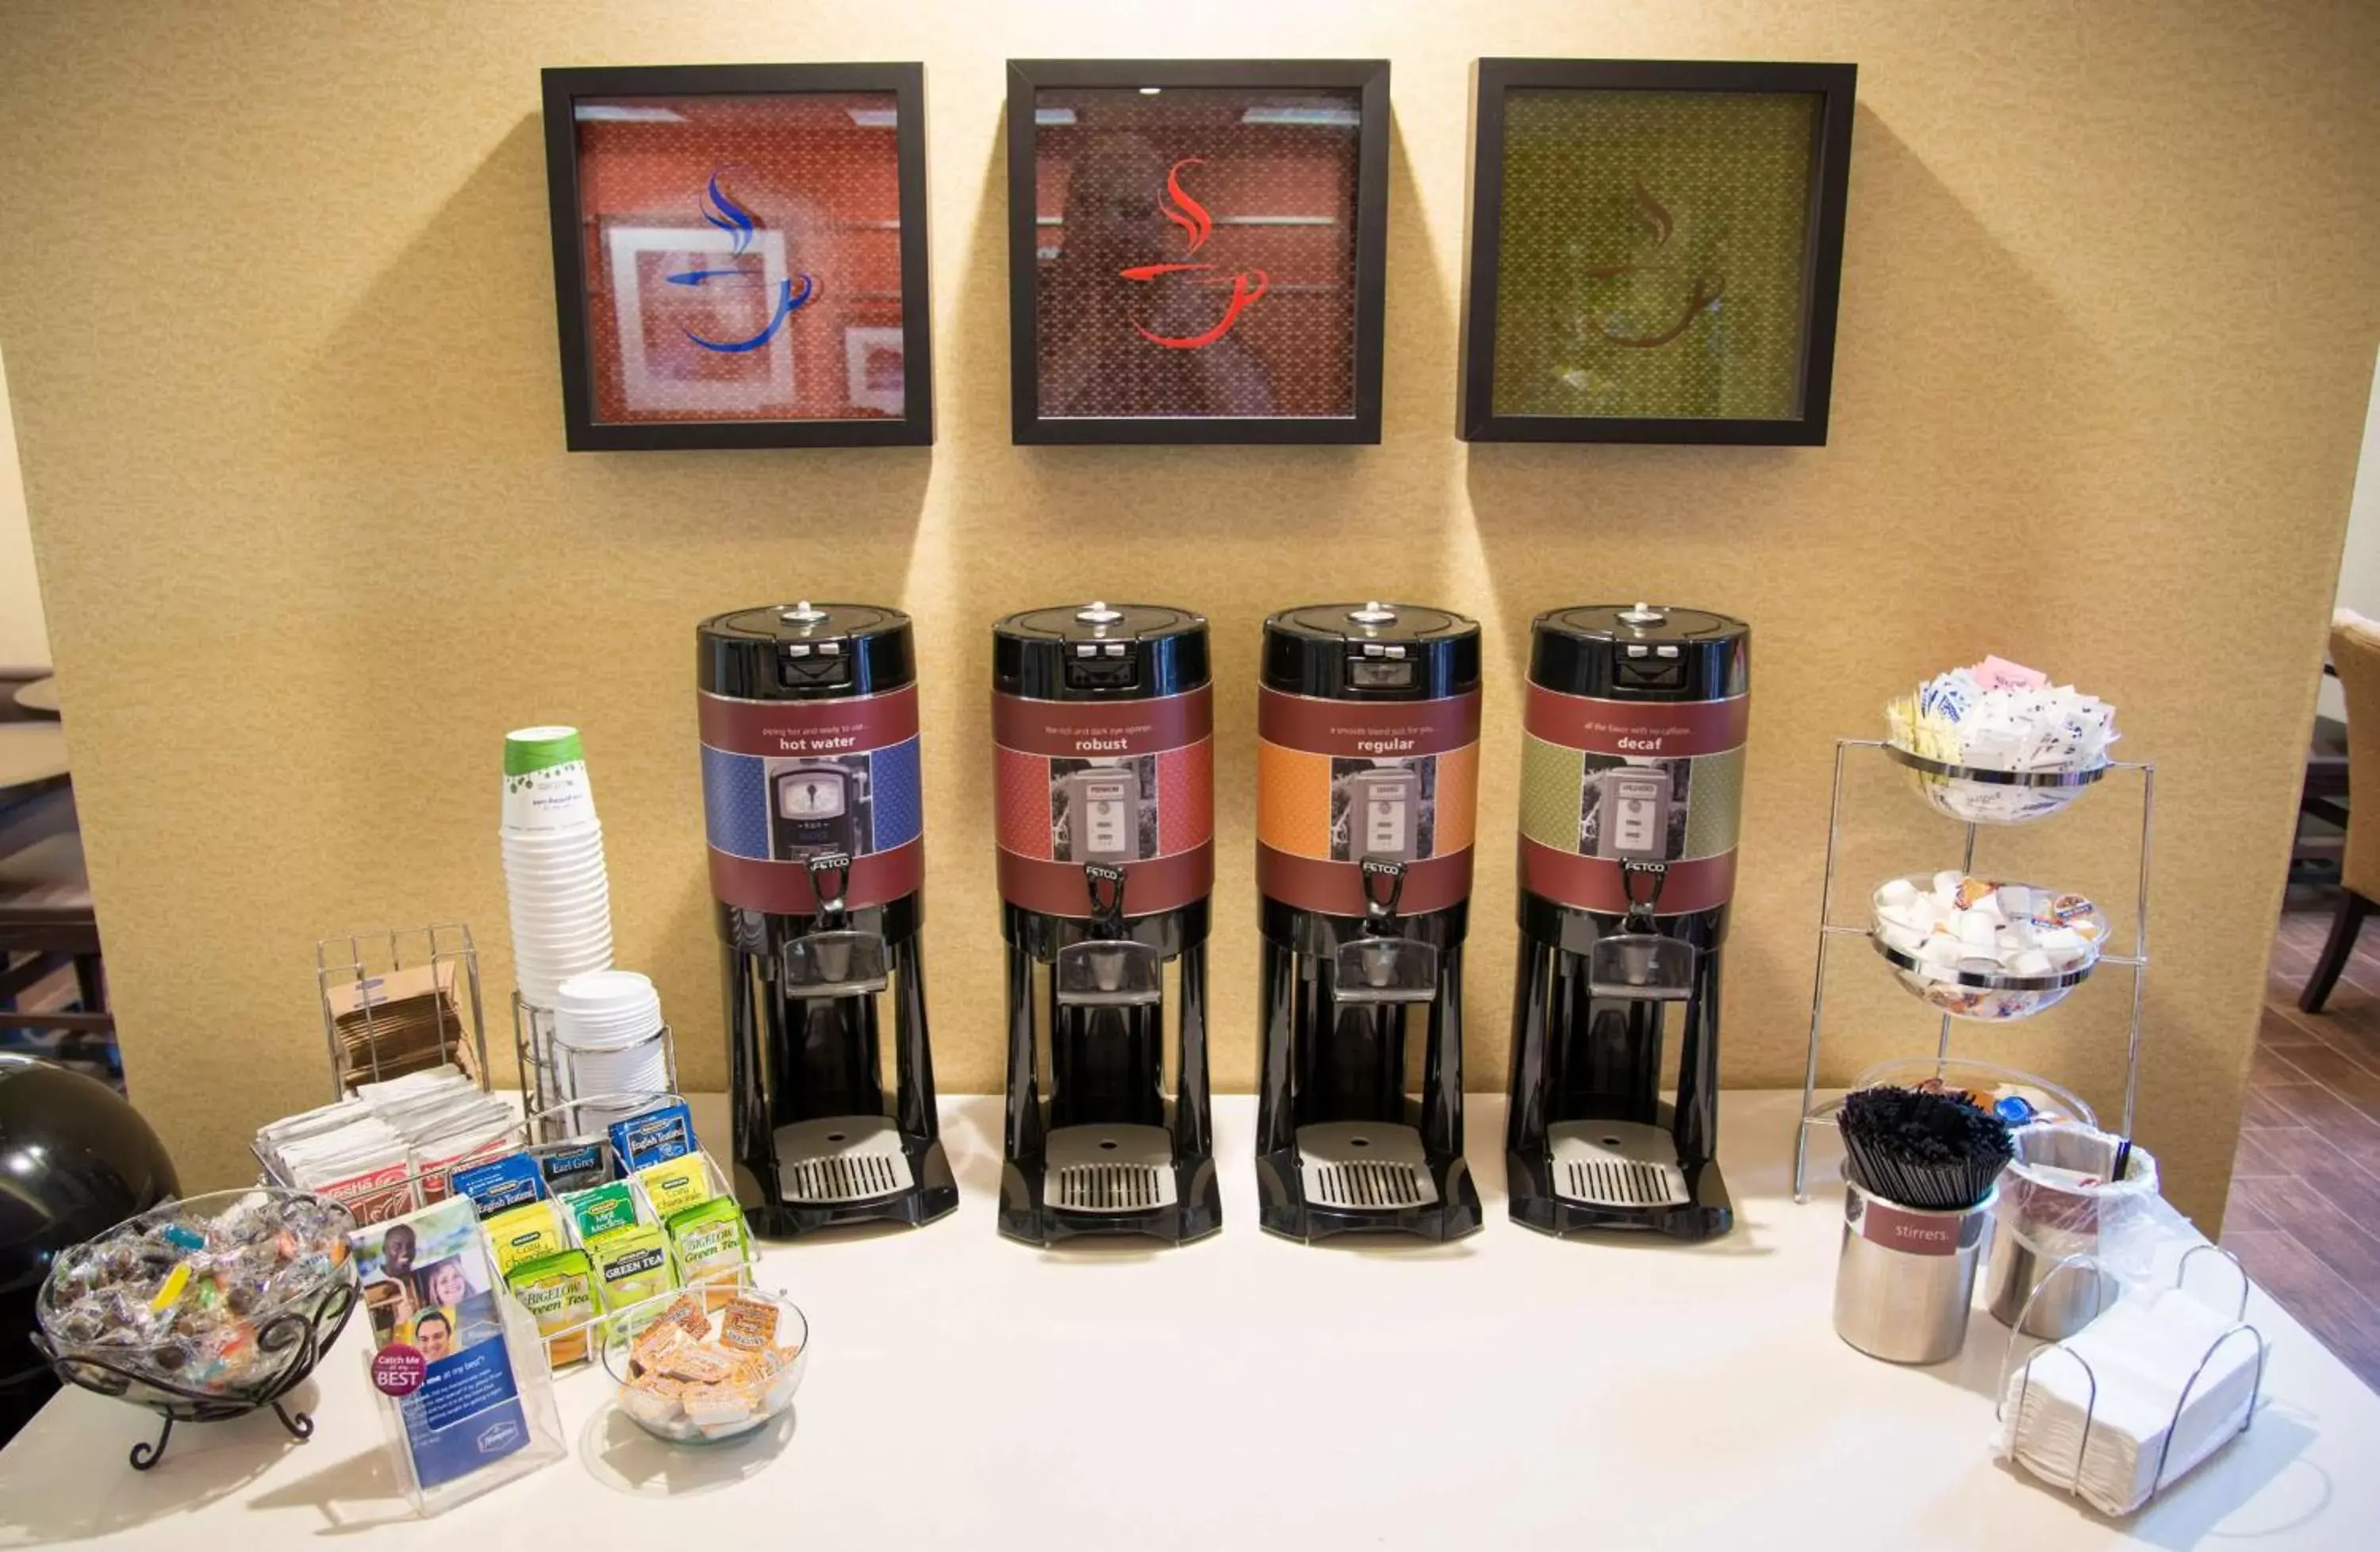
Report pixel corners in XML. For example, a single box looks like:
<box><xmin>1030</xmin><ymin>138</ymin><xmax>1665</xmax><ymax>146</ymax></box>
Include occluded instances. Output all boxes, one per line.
<box><xmin>1517</xmin><ymin>686</ymin><xmax>1746</xmax><ymax>916</ymax></box>
<box><xmin>993</xmin><ymin>686</ymin><xmax>1213</xmax><ymax>918</ymax></box>
<box><xmin>699</xmin><ymin>685</ymin><xmax>923</xmax><ymax>913</ymax></box>
<box><xmin>1256</xmin><ymin>687</ymin><xmax>1480</xmax><ymax>916</ymax></box>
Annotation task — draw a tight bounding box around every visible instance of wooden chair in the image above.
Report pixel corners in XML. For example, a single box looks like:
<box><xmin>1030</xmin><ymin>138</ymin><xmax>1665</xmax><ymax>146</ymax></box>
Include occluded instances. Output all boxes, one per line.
<box><xmin>2302</xmin><ymin>609</ymin><xmax>2380</xmax><ymax>1012</ymax></box>
<box><xmin>0</xmin><ymin>792</ymin><xmax>109</xmax><ymax>1053</ymax></box>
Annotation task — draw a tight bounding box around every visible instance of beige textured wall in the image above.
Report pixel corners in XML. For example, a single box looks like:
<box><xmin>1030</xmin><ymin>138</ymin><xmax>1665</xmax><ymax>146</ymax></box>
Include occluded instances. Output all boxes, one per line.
<box><xmin>0</xmin><ymin>348</ymin><xmax>52</xmax><ymax>671</ymax></box>
<box><xmin>1</xmin><ymin>2</ymin><xmax>2373</xmax><ymax>1226</ymax></box>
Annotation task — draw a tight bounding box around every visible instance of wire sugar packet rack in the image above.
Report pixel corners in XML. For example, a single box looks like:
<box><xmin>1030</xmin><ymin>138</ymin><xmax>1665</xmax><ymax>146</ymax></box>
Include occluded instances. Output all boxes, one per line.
<box><xmin>1994</xmin><ymin>1245</ymin><xmax>2267</xmax><ymax>1516</ymax></box>
<box><xmin>314</xmin><ymin>925</ymin><xmax>492</xmax><ymax>1097</ymax></box>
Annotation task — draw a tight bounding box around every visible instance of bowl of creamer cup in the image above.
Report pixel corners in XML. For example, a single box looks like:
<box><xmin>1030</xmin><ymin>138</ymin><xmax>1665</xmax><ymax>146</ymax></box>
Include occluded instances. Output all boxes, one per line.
<box><xmin>1870</xmin><ymin>873</ymin><xmax>2106</xmax><ymax>1021</ymax></box>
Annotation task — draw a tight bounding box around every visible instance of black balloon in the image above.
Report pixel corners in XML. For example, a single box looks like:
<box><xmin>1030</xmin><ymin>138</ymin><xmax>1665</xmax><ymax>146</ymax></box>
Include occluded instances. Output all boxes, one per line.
<box><xmin>0</xmin><ymin>1055</ymin><xmax>178</xmax><ymax>1444</ymax></box>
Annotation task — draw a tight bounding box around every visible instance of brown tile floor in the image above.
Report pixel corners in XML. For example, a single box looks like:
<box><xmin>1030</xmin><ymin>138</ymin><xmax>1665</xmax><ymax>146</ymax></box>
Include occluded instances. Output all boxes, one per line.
<box><xmin>2222</xmin><ymin>884</ymin><xmax>2380</xmax><ymax>1391</ymax></box>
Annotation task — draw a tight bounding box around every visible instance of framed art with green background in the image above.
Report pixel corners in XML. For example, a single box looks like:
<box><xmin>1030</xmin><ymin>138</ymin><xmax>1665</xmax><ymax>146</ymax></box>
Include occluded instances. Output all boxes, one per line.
<box><xmin>1457</xmin><ymin>60</ymin><xmax>1856</xmax><ymax>444</ymax></box>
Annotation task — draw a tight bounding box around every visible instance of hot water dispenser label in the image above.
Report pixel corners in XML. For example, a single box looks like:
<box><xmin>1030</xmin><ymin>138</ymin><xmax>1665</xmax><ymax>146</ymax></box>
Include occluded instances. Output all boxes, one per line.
<box><xmin>1518</xmin><ymin>686</ymin><xmax>1747</xmax><ymax>915</ymax></box>
<box><xmin>1256</xmin><ymin>686</ymin><xmax>1480</xmax><ymax>916</ymax></box>
<box><xmin>993</xmin><ymin>686</ymin><xmax>1213</xmax><ymax>917</ymax></box>
<box><xmin>699</xmin><ymin>685</ymin><xmax>923</xmax><ymax>913</ymax></box>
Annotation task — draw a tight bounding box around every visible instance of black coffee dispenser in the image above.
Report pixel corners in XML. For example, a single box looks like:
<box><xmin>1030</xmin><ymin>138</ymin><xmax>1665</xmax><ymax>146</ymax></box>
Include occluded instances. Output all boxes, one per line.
<box><xmin>1506</xmin><ymin>604</ymin><xmax>1749</xmax><ymax>1241</ymax></box>
<box><xmin>1254</xmin><ymin>603</ymin><xmax>1484</xmax><ymax>1242</ymax></box>
<box><xmin>698</xmin><ymin>602</ymin><xmax>957</xmax><ymax>1238</ymax></box>
<box><xmin>992</xmin><ymin>603</ymin><xmax>1219</xmax><ymax>1246</ymax></box>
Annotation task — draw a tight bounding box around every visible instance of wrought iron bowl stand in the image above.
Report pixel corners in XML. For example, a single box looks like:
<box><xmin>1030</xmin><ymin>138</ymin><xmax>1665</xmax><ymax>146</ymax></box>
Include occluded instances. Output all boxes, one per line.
<box><xmin>33</xmin><ymin>1273</ymin><xmax>359</xmax><ymax>1469</ymax></box>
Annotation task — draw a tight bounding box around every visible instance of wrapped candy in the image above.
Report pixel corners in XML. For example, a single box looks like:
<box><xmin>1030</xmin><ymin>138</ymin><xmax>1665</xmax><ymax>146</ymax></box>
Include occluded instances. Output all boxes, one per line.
<box><xmin>37</xmin><ymin>1189</ymin><xmax>353</xmax><ymax>1400</ymax></box>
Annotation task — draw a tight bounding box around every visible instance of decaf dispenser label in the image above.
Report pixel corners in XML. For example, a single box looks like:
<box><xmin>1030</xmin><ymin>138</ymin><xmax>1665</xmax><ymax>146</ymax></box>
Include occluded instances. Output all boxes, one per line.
<box><xmin>993</xmin><ymin>686</ymin><xmax>1213</xmax><ymax>917</ymax></box>
<box><xmin>1518</xmin><ymin>686</ymin><xmax>1746</xmax><ymax>915</ymax></box>
<box><xmin>1257</xmin><ymin>687</ymin><xmax>1480</xmax><ymax>916</ymax></box>
<box><xmin>699</xmin><ymin>686</ymin><xmax>923</xmax><ymax>913</ymax></box>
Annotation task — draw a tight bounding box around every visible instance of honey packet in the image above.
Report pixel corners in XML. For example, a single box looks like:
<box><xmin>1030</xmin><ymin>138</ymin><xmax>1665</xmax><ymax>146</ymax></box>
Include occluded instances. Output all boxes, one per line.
<box><xmin>720</xmin><ymin>1295</ymin><xmax>780</xmax><ymax>1353</ymax></box>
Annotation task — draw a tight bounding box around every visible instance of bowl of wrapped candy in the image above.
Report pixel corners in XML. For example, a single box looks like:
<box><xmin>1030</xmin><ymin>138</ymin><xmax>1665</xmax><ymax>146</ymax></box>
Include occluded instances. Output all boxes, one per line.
<box><xmin>1884</xmin><ymin>656</ymin><xmax>2117</xmax><ymax>826</ymax></box>
<box><xmin>1870</xmin><ymin>872</ymin><xmax>2108</xmax><ymax>1020</ymax></box>
<box><xmin>34</xmin><ymin>1188</ymin><xmax>359</xmax><ymax>1448</ymax></box>
<box><xmin>602</xmin><ymin>1287</ymin><xmax>808</xmax><ymax>1445</ymax></box>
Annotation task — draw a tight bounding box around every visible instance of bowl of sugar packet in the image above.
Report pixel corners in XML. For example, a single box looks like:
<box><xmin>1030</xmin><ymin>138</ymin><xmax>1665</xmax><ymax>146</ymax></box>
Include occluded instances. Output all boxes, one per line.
<box><xmin>1883</xmin><ymin>656</ymin><xmax>2117</xmax><ymax>825</ymax></box>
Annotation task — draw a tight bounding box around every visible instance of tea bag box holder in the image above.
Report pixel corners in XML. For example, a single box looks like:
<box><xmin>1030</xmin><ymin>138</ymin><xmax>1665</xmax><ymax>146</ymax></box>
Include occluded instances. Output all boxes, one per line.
<box><xmin>698</xmin><ymin>602</ymin><xmax>957</xmax><ymax>1239</ymax></box>
<box><xmin>1507</xmin><ymin>605</ymin><xmax>1749</xmax><ymax>1241</ymax></box>
<box><xmin>993</xmin><ymin>602</ymin><xmax>1220</xmax><ymax>1247</ymax></box>
<box><xmin>1254</xmin><ymin>601</ymin><xmax>1484</xmax><ymax>1243</ymax></box>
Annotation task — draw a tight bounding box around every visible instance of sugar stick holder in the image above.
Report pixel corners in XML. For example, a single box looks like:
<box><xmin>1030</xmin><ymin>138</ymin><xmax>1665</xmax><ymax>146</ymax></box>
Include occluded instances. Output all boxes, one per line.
<box><xmin>314</xmin><ymin>925</ymin><xmax>491</xmax><ymax>1097</ymax></box>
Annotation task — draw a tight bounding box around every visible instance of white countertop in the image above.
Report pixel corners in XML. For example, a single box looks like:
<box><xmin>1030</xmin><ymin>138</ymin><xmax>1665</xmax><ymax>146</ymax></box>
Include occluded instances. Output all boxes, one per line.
<box><xmin>4</xmin><ymin>1092</ymin><xmax>2373</xmax><ymax>1551</ymax></box>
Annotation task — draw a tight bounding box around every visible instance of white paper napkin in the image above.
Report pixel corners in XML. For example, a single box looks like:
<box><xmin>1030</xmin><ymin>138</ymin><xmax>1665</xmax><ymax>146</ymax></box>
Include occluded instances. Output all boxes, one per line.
<box><xmin>1994</xmin><ymin>1285</ymin><xmax>2263</xmax><ymax>1516</ymax></box>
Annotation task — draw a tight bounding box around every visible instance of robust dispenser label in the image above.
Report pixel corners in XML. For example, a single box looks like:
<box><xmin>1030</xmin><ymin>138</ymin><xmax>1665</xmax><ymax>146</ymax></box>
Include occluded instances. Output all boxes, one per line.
<box><xmin>1256</xmin><ymin>687</ymin><xmax>1480</xmax><ymax>916</ymax></box>
<box><xmin>1517</xmin><ymin>686</ymin><xmax>1747</xmax><ymax>915</ymax></box>
<box><xmin>993</xmin><ymin>686</ymin><xmax>1213</xmax><ymax>918</ymax></box>
<box><xmin>699</xmin><ymin>685</ymin><xmax>923</xmax><ymax>914</ymax></box>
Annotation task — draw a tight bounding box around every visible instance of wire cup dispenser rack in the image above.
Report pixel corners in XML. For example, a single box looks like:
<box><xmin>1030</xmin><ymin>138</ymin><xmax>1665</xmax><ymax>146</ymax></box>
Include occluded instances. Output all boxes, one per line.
<box><xmin>1793</xmin><ymin>742</ymin><xmax>2157</xmax><ymax>1200</ymax></box>
<box><xmin>1995</xmin><ymin>1245</ymin><xmax>2267</xmax><ymax>1510</ymax></box>
<box><xmin>511</xmin><ymin>992</ymin><xmax>679</xmax><ymax>1136</ymax></box>
<box><xmin>313</xmin><ymin>925</ymin><xmax>491</xmax><ymax>1097</ymax></box>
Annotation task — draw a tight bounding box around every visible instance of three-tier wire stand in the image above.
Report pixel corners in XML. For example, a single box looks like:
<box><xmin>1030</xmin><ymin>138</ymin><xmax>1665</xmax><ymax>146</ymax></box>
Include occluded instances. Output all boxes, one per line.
<box><xmin>1793</xmin><ymin>741</ymin><xmax>2156</xmax><ymax>1201</ymax></box>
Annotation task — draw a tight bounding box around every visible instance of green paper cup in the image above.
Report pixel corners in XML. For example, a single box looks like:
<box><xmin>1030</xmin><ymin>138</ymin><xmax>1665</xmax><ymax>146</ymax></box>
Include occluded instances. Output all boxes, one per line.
<box><xmin>502</xmin><ymin>725</ymin><xmax>597</xmax><ymax>832</ymax></box>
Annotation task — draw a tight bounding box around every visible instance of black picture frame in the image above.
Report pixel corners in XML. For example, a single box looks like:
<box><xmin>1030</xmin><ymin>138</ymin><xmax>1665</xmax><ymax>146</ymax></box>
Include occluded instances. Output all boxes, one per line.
<box><xmin>1457</xmin><ymin>58</ymin><xmax>1856</xmax><ymax>446</ymax></box>
<box><xmin>540</xmin><ymin>63</ymin><xmax>935</xmax><ymax>451</ymax></box>
<box><xmin>1005</xmin><ymin>58</ymin><xmax>1392</xmax><ymax>446</ymax></box>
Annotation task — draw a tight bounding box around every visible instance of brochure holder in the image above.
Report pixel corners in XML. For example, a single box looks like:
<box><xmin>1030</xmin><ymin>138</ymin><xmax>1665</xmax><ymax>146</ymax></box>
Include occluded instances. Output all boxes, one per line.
<box><xmin>366</xmin><ymin>1272</ymin><xmax>566</xmax><ymax>1517</ymax></box>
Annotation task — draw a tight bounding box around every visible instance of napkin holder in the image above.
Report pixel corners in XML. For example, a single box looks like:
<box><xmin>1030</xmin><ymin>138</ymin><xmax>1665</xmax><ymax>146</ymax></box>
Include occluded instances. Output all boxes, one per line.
<box><xmin>1994</xmin><ymin>1245</ymin><xmax>2267</xmax><ymax>1515</ymax></box>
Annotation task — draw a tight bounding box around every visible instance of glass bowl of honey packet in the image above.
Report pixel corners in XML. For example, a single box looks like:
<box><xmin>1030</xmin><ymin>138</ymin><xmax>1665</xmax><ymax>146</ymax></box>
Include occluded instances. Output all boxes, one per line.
<box><xmin>600</xmin><ymin>1287</ymin><xmax>808</xmax><ymax>1445</ymax></box>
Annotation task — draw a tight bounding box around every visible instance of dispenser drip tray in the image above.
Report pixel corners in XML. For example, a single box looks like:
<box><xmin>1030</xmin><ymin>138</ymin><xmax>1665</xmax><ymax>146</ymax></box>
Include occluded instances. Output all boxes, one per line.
<box><xmin>1045</xmin><ymin>1124</ymin><xmax>1177</xmax><ymax>1213</ymax></box>
<box><xmin>1585</xmin><ymin>933</ymin><xmax>1696</xmax><ymax>1001</ymax></box>
<box><xmin>1296</xmin><ymin>1121</ymin><xmax>1438</xmax><ymax>1211</ymax></box>
<box><xmin>1332</xmin><ymin>937</ymin><xmax>1438</xmax><ymax>1005</ymax></box>
<box><xmin>774</xmin><ymin>1115</ymin><xmax>915</xmax><ymax>1205</ymax></box>
<box><xmin>783</xmin><ymin>931</ymin><xmax>890</xmax><ymax>997</ymax></box>
<box><xmin>1548</xmin><ymin>1120</ymin><xmax>1691</xmax><ymax>1208</ymax></box>
<box><xmin>1054</xmin><ymin>939</ymin><xmax>1165</xmax><ymax>1007</ymax></box>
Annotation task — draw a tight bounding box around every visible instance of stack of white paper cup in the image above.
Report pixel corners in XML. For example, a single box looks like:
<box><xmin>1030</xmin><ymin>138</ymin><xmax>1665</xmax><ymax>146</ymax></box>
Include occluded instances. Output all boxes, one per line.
<box><xmin>501</xmin><ymin>727</ymin><xmax>616</xmax><ymax>1028</ymax></box>
<box><xmin>551</xmin><ymin>969</ymin><xmax>672</xmax><ymax>1102</ymax></box>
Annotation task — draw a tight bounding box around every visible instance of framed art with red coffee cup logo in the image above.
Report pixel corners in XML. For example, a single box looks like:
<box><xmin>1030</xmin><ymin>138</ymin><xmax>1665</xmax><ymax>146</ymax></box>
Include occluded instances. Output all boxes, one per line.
<box><xmin>541</xmin><ymin>63</ymin><xmax>934</xmax><ymax>451</ymax></box>
<box><xmin>1005</xmin><ymin>59</ymin><xmax>1390</xmax><ymax>445</ymax></box>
